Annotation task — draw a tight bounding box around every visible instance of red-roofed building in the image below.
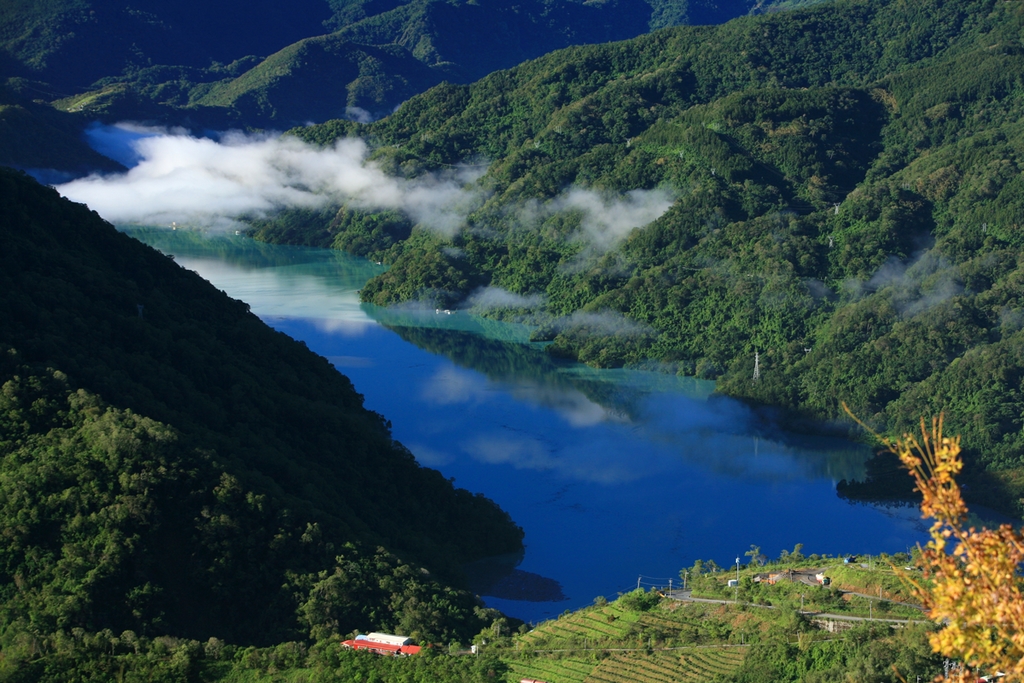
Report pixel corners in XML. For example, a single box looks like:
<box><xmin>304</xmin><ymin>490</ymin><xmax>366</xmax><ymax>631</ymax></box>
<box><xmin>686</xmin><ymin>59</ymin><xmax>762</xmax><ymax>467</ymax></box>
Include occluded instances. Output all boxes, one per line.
<box><xmin>341</xmin><ymin>634</ymin><xmax>421</xmax><ymax>656</ymax></box>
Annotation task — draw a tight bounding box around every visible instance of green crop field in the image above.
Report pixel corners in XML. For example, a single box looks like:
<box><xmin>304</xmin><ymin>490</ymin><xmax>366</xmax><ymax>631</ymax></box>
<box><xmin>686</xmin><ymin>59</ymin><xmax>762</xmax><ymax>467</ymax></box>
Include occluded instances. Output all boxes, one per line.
<box><xmin>508</xmin><ymin>655</ymin><xmax>595</xmax><ymax>683</ymax></box>
<box><xmin>583</xmin><ymin>648</ymin><xmax>747</xmax><ymax>683</ymax></box>
<box><xmin>519</xmin><ymin>604</ymin><xmax>639</xmax><ymax>648</ymax></box>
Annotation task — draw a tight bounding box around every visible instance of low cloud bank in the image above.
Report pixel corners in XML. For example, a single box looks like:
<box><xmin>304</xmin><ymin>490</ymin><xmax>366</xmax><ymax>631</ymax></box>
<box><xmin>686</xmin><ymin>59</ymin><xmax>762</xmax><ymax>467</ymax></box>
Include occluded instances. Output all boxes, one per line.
<box><xmin>59</xmin><ymin>125</ymin><xmax>484</xmax><ymax>234</ymax></box>
<box><xmin>57</xmin><ymin>125</ymin><xmax>673</xmax><ymax>244</ymax></box>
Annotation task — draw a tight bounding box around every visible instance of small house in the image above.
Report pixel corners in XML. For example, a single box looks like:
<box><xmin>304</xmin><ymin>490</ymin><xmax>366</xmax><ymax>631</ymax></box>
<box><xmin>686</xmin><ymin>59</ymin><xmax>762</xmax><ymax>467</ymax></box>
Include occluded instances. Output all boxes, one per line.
<box><xmin>342</xmin><ymin>632</ymin><xmax>421</xmax><ymax>656</ymax></box>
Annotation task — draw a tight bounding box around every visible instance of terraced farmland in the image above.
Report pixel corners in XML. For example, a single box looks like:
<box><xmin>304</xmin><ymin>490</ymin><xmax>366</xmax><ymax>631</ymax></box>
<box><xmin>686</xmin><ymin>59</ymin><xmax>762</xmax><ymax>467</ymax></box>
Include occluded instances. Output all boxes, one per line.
<box><xmin>583</xmin><ymin>649</ymin><xmax>747</xmax><ymax>683</ymax></box>
<box><xmin>636</xmin><ymin>610</ymin><xmax>705</xmax><ymax>636</ymax></box>
<box><xmin>496</xmin><ymin>562</ymin><xmax>945</xmax><ymax>683</ymax></box>
<box><xmin>518</xmin><ymin>604</ymin><xmax>639</xmax><ymax>648</ymax></box>
<box><xmin>508</xmin><ymin>655</ymin><xmax>595</xmax><ymax>683</ymax></box>
<box><xmin>505</xmin><ymin>598</ymin><xmax>751</xmax><ymax>682</ymax></box>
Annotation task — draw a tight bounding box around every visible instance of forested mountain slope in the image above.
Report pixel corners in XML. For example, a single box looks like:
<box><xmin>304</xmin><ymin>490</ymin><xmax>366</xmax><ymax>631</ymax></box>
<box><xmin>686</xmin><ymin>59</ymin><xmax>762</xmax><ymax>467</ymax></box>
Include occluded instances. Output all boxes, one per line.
<box><xmin>0</xmin><ymin>0</ymin><xmax>807</xmax><ymax>92</ymax></box>
<box><xmin>0</xmin><ymin>0</ymin><xmax>333</xmax><ymax>90</ymax></box>
<box><xmin>1</xmin><ymin>0</ymin><xmax>819</xmax><ymax>166</ymax></box>
<box><xmin>277</xmin><ymin>0</ymin><xmax>1024</xmax><ymax>505</ymax></box>
<box><xmin>0</xmin><ymin>166</ymin><xmax>523</xmax><ymax>669</ymax></box>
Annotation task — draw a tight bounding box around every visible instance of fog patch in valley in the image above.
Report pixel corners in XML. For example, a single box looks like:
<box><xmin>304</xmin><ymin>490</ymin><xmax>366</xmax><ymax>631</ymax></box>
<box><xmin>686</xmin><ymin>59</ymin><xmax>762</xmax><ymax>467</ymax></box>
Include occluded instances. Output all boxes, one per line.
<box><xmin>344</xmin><ymin>106</ymin><xmax>376</xmax><ymax>124</ymax></box>
<box><xmin>58</xmin><ymin>124</ymin><xmax>674</xmax><ymax>249</ymax></box>
<box><xmin>542</xmin><ymin>310</ymin><xmax>658</xmax><ymax>340</ymax></box>
<box><xmin>843</xmin><ymin>251</ymin><xmax>965</xmax><ymax>317</ymax></box>
<box><xmin>463</xmin><ymin>286</ymin><xmax>547</xmax><ymax>312</ymax></box>
<box><xmin>59</xmin><ymin>125</ymin><xmax>487</xmax><ymax>235</ymax></box>
<box><xmin>83</xmin><ymin>122</ymin><xmax>183</xmax><ymax>167</ymax></box>
<box><xmin>557</xmin><ymin>187</ymin><xmax>674</xmax><ymax>254</ymax></box>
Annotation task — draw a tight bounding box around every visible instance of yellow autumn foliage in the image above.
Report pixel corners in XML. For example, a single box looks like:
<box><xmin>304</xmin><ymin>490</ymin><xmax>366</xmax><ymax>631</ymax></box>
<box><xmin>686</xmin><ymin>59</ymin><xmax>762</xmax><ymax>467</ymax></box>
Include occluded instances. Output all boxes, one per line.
<box><xmin>880</xmin><ymin>414</ymin><xmax>1024</xmax><ymax>681</ymax></box>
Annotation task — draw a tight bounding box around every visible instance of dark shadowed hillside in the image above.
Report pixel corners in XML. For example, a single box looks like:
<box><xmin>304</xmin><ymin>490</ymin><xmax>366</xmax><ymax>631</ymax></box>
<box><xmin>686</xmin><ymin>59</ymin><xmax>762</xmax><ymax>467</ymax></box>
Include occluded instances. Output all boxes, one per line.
<box><xmin>0</xmin><ymin>166</ymin><xmax>524</xmax><ymax>661</ymax></box>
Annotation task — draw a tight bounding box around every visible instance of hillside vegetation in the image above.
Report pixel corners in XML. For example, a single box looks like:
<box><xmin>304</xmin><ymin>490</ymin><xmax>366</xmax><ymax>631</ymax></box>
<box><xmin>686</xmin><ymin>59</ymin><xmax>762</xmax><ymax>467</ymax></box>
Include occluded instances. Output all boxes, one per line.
<box><xmin>0</xmin><ymin>0</ymin><xmax>804</xmax><ymax>92</ymax></box>
<box><xmin>1</xmin><ymin>0</ymin><xmax>816</xmax><ymax>162</ymax></box>
<box><xmin>0</xmin><ymin>166</ymin><xmax>525</xmax><ymax>678</ymax></box>
<box><xmin>32</xmin><ymin>552</ymin><xmax>940</xmax><ymax>682</ymax></box>
<box><xmin>184</xmin><ymin>0</ymin><xmax>826</xmax><ymax>125</ymax></box>
<box><xmin>272</xmin><ymin>0</ymin><xmax>1024</xmax><ymax>510</ymax></box>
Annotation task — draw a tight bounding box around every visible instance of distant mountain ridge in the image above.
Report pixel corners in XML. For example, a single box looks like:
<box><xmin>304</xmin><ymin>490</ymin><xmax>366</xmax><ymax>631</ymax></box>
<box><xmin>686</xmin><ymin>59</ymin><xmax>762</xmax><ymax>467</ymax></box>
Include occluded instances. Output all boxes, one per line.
<box><xmin>0</xmin><ymin>0</ymin><xmax>823</xmax><ymax>170</ymax></box>
<box><xmin>0</xmin><ymin>0</ymin><xmax>334</xmax><ymax>90</ymax></box>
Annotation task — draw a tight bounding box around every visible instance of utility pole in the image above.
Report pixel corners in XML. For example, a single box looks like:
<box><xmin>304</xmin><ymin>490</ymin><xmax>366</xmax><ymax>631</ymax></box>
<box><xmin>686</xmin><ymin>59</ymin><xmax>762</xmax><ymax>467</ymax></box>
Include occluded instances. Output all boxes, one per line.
<box><xmin>735</xmin><ymin>556</ymin><xmax>740</xmax><ymax>600</ymax></box>
<box><xmin>637</xmin><ymin>576</ymin><xmax>641</xmax><ymax>591</ymax></box>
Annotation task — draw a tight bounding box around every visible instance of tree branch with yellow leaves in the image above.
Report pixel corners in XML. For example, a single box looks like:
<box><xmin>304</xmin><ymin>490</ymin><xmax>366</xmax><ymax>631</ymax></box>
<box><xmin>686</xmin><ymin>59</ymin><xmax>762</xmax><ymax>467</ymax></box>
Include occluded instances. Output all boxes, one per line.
<box><xmin>847</xmin><ymin>406</ymin><xmax>1024</xmax><ymax>680</ymax></box>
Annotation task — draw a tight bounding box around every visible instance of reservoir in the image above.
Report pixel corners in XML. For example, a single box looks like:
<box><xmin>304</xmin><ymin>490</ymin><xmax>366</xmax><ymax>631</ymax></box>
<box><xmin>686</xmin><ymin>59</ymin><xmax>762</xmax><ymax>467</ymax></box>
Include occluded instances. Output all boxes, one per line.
<box><xmin>127</xmin><ymin>228</ymin><xmax>928</xmax><ymax>624</ymax></box>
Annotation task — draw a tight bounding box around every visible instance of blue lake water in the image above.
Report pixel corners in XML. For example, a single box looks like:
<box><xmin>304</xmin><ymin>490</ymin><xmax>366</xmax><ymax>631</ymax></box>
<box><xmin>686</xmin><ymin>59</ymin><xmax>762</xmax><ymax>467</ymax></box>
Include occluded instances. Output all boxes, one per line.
<box><xmin>128</xmin><ymin>229</ymin><xmax>929</xmax><ymax>623</ymax></box>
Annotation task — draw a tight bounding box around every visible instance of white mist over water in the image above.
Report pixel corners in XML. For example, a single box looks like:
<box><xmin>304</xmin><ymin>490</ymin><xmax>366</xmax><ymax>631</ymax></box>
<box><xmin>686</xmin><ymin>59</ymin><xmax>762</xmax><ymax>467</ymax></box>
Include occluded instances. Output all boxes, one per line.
<box><xmin>61</xmin><ymin>126</ymin><xmax>481</xmax><ymax>234</ymax></box>
<box><xmin>58</xmin><ymin>124</ymin><xmax>673</xmax><ymax>243</ymax></box>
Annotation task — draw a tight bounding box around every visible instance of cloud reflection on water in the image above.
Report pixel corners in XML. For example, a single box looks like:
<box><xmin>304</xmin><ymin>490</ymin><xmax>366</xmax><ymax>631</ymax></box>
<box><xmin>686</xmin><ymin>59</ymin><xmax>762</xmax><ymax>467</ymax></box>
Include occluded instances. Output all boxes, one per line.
<box><xmin>124</xmin><ymin>230</ymin><xmax>929</xmax><ymax>623</ymax></box>
<box><xmin>132</xmin><ymin>229</ymin><xmax>871</xmax><ymax>487</ymax></box>
<box><xmin>507</xmin><ymin>380</ymin><xmax>624</xmax><ymax>427</ymax></box>
<box><xmin>420</xmin><ymin>366</ymin><xmax>495</xmax><ymax>406</ymax></box>
<box><xmin>460</xmin><ymin>433</ymin><xmax>647</xmax><ymax>485</ymax></box>
<box><xmin>420</xmin><ymin>365</ymin><xmax>622</xmax><ymax>427</ymax></box>
<box><xmin>165</xmin><ymin>252</ymin><xmax>379</xmax><ymax>334</ymax></box>
<box><xmin>413</xmin><ymin>362</ymin><xmax>870</xmax><ymax>485</ymax></box>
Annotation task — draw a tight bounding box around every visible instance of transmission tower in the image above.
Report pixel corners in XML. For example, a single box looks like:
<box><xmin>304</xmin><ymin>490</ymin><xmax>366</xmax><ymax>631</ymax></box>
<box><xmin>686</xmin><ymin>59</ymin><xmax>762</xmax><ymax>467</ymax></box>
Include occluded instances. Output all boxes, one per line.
<box><xmin>753</xmin><ymin>351</ymin><xmax>760</xmax><ymax>381</ymax></box>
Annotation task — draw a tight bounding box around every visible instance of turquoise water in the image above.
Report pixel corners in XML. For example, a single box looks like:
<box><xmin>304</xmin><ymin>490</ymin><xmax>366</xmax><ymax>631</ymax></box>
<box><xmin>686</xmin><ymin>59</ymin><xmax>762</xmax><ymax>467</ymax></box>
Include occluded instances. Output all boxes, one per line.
<box><xmin>127</xmin><ymin>228</ymin><xmax>929</xmax><ymax>623</ymax></box>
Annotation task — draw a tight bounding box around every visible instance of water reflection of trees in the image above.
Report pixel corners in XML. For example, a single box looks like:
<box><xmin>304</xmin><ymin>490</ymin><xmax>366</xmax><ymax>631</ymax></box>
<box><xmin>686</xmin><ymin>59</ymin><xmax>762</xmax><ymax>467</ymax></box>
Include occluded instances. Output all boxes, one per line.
<box><xmin>383</xmin><ymin>325</ymin><xmax>646</xmax><ymax>420</ymax></box>
<box><xmin>124</xmin><ymin>231</ymin><xmax>873</xmax><ymax>485</ymax></box>
<box><xmin>123</xmin><ymin>227</ymin><xmax>380</xmax><ymax>281</ymax></box>
<box><xmin>386</xmin><ymin>325</ymin><xmax>871</xmax><ymax>484</ymax></box>
<box><xmin>672</xmin><ymin>432</ymin><xmax>870</xmax><ymax>484</ymax></box>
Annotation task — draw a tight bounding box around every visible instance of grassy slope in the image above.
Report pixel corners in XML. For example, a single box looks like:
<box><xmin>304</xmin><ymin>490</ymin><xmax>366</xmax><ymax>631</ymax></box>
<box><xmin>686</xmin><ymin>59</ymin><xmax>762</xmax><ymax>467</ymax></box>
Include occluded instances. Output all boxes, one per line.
<box><xmin>0</xmin><ymin>79</ymin><xmax>126</xmax><ymax>173</ymax></box>
<box><xmin>502</xmin><ymin>555</ymin><xmax>938</xmax><ymax>683</ymax></box>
